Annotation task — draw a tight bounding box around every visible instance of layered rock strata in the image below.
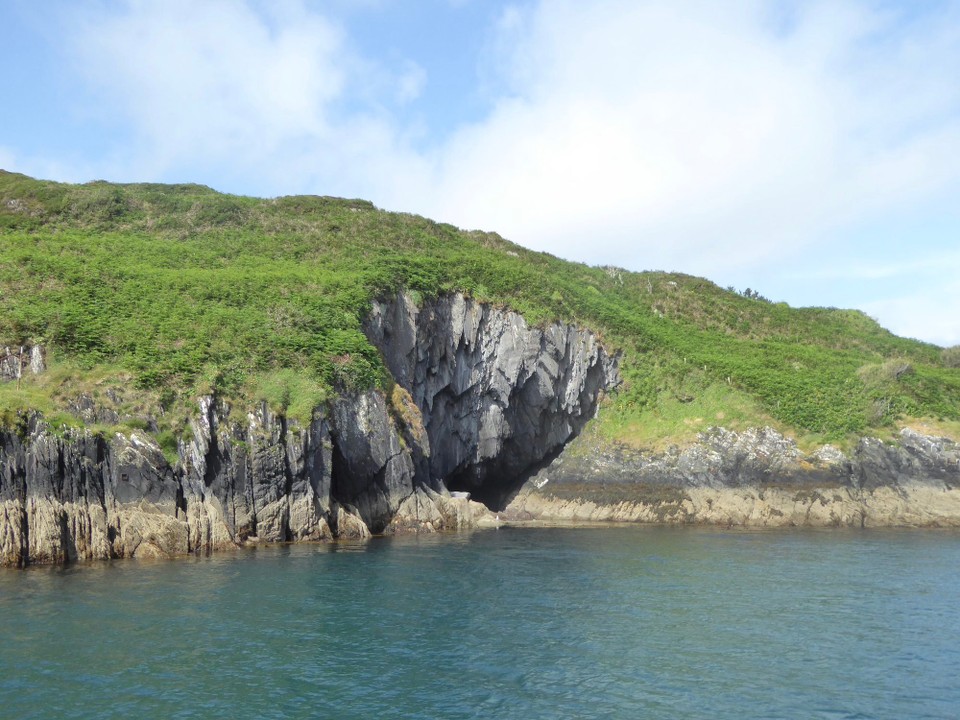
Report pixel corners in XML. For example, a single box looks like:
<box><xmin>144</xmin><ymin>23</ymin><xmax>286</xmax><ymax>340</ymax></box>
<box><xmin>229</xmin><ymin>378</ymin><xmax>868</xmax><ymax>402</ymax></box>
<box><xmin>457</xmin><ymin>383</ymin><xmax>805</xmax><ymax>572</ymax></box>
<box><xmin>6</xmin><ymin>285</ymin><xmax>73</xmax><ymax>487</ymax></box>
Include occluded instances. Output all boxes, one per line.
<box><xmin>504</xmin><ymin>427</ymin><xmax>960</xmax><ymax>528</ymax></box>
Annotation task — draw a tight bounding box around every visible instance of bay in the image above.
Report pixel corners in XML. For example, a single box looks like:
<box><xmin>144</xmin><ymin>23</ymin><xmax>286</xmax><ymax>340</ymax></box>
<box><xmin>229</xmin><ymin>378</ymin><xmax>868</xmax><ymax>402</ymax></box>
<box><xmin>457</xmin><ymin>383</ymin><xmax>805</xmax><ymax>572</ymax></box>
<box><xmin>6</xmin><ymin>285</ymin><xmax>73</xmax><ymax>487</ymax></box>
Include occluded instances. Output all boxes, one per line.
<box><xmin>2</xmin><ymin>526</ymin><xmax>959</xmax><ymax>719</ymax></box>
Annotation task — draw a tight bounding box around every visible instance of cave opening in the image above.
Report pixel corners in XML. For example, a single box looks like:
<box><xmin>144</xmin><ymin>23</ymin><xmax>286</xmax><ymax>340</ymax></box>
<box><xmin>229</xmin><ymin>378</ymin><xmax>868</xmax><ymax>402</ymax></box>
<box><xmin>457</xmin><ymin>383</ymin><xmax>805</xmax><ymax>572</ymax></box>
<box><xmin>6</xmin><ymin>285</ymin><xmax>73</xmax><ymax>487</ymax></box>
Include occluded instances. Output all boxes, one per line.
<box><xmin>444</xmin><ymin>445</ymin><xmax>566</xmax><ymax>512</ymax></box>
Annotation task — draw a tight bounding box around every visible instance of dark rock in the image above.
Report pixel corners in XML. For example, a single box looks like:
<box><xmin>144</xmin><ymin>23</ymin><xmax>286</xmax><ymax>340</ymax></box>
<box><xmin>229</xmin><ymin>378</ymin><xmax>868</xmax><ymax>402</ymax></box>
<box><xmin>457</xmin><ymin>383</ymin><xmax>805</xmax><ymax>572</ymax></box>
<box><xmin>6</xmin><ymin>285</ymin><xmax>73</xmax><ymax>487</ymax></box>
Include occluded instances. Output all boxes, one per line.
<box><xmin>25</xmin><ymin>293</ymin><xmax>958</xmax><ymax>559</ymax></box>
<box><xmin>330</xmin><ymin>391</ymin><xmax>416</xmax><ymax>532</ymax></box>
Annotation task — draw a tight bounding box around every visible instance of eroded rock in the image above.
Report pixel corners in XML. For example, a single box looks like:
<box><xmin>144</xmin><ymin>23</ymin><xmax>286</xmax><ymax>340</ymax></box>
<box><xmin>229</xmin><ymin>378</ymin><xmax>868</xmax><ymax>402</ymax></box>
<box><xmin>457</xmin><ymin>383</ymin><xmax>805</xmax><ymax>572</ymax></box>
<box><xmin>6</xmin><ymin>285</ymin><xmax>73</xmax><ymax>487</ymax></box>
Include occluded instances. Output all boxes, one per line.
<box><xmin>365</xmin><ymin>292</ymin><xmax>619</xmax><ymax>506</ymax></box>
<box><xmin>1</xmin><ymin>293</ymin><xmax>617</xmax><ymax>564</ymax></box>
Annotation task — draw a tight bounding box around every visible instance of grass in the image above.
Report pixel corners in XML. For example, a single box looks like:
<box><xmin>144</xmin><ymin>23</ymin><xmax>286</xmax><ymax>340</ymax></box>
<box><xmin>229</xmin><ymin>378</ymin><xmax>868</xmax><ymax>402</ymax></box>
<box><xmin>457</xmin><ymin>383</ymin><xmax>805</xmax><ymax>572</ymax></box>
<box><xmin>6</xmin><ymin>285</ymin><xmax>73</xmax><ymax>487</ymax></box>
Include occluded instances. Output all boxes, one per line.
<box><xmin>891</xmin><ymin>417</ymin><xmax>960</xmax><ymax>443</ymax></box>
<box><xmin>1</xmin><ymin>169</ymin><xmax>958</xmax><ymax>450</ymax></box>
<box><xmin>245</xmin><ymin>369</ymin><xmax>329</xmax><ymax>424</ymax></box>
<box><xmin>596</xmin><ymin>378</ymin><xmax>783</xmax><ymax>452</ymax></box>
<box><xmin>0</xmin><ymin>351</ymin><xmax>169</xmax><ymax>436</ymax></box>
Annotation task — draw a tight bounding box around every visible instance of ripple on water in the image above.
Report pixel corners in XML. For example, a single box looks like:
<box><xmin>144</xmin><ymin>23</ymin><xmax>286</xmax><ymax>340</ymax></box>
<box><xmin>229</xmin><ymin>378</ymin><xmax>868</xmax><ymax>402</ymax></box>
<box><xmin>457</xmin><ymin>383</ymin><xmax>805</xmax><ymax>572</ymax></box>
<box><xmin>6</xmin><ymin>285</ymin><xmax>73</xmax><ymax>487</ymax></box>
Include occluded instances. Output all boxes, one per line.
<box><xmin>2</xmin><ymin>526</ymin><xmax>960</xmax><ymax>719</ymax></box>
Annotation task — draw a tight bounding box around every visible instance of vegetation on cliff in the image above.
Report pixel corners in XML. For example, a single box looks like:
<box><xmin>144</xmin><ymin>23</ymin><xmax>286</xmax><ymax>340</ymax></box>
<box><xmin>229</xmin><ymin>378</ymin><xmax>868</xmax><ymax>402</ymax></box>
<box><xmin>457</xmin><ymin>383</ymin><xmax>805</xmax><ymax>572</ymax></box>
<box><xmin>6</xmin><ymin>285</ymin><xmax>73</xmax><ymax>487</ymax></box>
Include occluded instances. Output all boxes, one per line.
<box><xmin>1</xmin><ymin>170</ymin><xmax>958</xmax><ymax>448</ymax></box>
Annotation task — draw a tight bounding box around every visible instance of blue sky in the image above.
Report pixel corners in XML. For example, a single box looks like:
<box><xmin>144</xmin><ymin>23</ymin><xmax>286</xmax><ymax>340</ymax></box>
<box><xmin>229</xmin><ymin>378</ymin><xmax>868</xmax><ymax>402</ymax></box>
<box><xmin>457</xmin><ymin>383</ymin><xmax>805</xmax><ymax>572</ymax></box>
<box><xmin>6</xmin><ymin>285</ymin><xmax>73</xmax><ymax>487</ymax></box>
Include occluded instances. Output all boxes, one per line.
<box><xmin>2</xmin><ymin>0</ymin><xmax>959</xmax><ymax>346</ymax></box>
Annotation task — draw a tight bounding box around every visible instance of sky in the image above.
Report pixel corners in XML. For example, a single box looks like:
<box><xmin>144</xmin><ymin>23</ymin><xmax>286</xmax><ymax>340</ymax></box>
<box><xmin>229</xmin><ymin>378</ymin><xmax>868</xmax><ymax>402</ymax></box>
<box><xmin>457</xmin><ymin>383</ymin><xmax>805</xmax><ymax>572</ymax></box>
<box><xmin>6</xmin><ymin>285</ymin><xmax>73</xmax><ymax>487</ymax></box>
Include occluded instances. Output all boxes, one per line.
<box><xmin>2</xmin><ymin>0</ymin><xmax>959</xmax><ymax>346</ymax></box>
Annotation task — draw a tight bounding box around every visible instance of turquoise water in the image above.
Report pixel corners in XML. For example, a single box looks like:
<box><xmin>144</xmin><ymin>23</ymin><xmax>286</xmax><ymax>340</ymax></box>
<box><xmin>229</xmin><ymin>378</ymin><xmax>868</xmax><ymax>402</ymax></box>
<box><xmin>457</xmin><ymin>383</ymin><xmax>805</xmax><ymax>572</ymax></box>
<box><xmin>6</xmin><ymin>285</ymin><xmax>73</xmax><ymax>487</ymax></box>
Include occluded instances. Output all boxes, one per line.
<box><xmin>2</xmin><ymin>526</ymin><xmax>959</xmax><ymax>719</ymax></box>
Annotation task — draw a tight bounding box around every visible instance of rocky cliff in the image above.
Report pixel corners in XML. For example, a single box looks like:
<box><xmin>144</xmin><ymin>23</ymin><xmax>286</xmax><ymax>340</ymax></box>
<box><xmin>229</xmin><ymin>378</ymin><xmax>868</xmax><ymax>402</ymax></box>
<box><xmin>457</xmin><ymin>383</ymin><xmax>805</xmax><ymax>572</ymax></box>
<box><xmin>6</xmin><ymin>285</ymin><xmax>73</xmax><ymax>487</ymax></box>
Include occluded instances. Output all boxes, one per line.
<box><xmin>504</xmin><ymin>426</ymin><xmax>960</xmax><ymax>528</ymax></box>
<box><xmin>0</xmin><ymin>293</ymin><xmax>617</xmax><ymax>566</ymax></box>
<box><xmin>4</xmin><ymin>293</ymin><xmax>959</xmax><ymax>567</ymax></box>
<box><xmin>363</xmin><ymin>292</ymin><xmax>619</xmax><ymax>507</ymax></box>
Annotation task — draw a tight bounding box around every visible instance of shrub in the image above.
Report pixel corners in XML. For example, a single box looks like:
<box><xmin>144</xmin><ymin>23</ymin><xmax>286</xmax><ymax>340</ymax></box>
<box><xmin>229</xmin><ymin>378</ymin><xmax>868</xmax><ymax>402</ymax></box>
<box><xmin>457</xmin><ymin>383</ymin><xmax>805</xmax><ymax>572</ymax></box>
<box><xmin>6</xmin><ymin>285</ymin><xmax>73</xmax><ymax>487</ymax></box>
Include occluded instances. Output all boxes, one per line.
<box><xmin>943</xmin><ymin>346</ymin><xmax>960</xmax><ymax>368</ymax></box>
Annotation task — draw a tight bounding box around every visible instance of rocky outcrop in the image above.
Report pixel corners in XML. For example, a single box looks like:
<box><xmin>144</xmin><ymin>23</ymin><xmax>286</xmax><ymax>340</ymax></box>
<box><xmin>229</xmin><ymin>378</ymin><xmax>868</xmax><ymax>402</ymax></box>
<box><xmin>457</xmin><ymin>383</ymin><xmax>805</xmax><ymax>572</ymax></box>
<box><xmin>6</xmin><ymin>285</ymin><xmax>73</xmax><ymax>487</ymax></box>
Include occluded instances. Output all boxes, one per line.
<box><xmin>0</xmin><ymin>293</ymin><xmax>616</xmax><ymax>565</ymax></box>
<box><xmin>0</xmin><ymin>345</ymin><xmax>45</xmax><ymax>381</ymax></box>
<box><xmin>365</xmin><ymin>292</ymin><xmax>618</xmax><ymax>506</ymax></box>
<box><xmin>504</xmin><ymin>427</ymin><xmax>960</xmax><ymax>528</ymax></box>
<box><xmin>0</xmin><ymin>417</ymin><xmax>186</xmax><ymax>566</ymax></box>
<box><xmin>0</xmin><ymin>395</ymin><xmax>436</xmax><ymax>566</ymax></box>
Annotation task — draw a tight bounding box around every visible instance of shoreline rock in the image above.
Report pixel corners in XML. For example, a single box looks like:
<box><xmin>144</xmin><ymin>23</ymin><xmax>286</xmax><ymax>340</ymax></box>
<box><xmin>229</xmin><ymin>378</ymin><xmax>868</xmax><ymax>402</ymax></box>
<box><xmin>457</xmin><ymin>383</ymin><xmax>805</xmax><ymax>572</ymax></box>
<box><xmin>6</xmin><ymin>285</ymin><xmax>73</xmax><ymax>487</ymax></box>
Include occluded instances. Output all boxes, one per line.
<box><xmin>502</xmin><ymin>426</ymin><xmax>960</xmax><ymax>528</ymax></box>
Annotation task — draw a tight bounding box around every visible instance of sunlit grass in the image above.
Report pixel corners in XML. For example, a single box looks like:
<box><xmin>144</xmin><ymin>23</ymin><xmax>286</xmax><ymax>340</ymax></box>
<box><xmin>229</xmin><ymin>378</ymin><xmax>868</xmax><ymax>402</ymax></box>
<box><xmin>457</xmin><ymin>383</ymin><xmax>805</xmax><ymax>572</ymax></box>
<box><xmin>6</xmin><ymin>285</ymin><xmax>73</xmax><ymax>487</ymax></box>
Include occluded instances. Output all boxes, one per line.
<box><xmin>1</xmin><ymin>169</ymin><xmax>958</xmax><ymax>446</ymax></box>
<box><xmin>595</xmin><ymin>380</ymin><xmax>783</xmax><ymax>451</ymax></box>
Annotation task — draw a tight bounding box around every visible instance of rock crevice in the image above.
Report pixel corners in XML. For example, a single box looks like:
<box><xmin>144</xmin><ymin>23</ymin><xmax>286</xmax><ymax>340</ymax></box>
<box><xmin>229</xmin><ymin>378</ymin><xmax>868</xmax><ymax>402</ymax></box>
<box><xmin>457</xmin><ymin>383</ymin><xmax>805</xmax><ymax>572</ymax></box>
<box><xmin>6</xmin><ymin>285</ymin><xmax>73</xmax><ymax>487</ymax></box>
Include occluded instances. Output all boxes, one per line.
<box><xmin>10</xmin><ymin>291</ymin><xmax>957</xmax><ymax>566</ymax></box>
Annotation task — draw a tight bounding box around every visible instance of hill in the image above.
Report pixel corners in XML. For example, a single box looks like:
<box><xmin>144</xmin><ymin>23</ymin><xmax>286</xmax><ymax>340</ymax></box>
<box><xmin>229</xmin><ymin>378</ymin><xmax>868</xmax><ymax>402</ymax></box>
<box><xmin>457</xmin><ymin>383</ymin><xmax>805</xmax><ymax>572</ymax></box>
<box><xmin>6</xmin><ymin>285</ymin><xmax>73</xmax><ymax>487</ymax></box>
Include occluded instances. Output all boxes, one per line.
<box><xmin>4</xmin><ymin>170</ymin><xmax>960</xmax><ymax>564</ymax></box>
<box><xmin>2</xmin><ymin>170</ymin><xmax>957</xmax><ymax>452</ymax></box>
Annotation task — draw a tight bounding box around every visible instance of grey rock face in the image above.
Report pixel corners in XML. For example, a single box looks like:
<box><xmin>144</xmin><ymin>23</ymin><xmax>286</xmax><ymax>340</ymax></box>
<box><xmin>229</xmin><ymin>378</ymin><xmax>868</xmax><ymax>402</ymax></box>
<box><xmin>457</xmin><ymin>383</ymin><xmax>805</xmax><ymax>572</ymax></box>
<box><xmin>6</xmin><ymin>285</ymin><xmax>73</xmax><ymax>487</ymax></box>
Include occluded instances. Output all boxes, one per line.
<box><xmin>179</xmin><ymin>398</ymin><xmax>335</xmax><ymax>552</ymax></box>
<box><xmin>365</xmin><ymin>292</ymin><xmax>619</xmax><ymax>506</ymax></box>
<box><xmin>0</xmin><ymin>400</ymin><xmax>345</xmax><ymax>566</ymax></box>
<box><xmin>6</xmin><ymin>288</ymin><xmax>960</xmax><ymax>562</ymax></box>
<box><xmin>330</xmin><ymin>392</ymin><xmax>416</xmax><ymax>532</ymax></box>
<box><xmin>0</xmin><ymin>415</ymin><xmax>185</xmax><ymax>566</ymax></box>
<box><xmin>551</xmin><ymin>426</ymin><xmax>850</xmax><ymax>490</ymax></box>
<box><xmin>522</xmin><ymin>426</ymin><xmax>960</xmax><ymax>494</ymax></box>
<box><xmin>0</xmin><ymin>345</ymin><xmax>45</xmax><ymax>382</ymax></box>
<box><xmin>856</xmin><ymin>429</ymin><xmax>960</xmax><ymax>490</ymax></box>
<box><xmin>64</xmin><ymin>386</ymin><xmax>157</xmax><ymax>429</ymax></box>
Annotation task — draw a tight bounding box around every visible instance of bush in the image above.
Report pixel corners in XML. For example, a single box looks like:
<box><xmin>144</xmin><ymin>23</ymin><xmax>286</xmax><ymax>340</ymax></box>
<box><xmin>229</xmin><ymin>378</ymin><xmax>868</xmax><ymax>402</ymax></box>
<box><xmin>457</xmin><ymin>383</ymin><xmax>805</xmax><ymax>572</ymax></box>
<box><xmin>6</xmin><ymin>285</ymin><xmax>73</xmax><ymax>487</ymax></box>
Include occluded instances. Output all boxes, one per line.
<box><xmin>943</xmin><ymin>346</ymin><xmax>960</xmax><ymax>368</ymax></box>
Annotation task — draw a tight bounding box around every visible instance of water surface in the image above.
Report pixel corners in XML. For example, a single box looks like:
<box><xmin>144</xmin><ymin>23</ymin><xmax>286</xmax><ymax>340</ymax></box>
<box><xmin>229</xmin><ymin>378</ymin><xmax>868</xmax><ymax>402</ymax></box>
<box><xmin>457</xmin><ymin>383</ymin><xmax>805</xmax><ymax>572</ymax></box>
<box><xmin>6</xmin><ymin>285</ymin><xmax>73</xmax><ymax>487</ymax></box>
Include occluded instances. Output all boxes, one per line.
<box><xmin>2</xmin><ymin>526</ymin><xmax>958</xmax><ymax>719</ymax></box>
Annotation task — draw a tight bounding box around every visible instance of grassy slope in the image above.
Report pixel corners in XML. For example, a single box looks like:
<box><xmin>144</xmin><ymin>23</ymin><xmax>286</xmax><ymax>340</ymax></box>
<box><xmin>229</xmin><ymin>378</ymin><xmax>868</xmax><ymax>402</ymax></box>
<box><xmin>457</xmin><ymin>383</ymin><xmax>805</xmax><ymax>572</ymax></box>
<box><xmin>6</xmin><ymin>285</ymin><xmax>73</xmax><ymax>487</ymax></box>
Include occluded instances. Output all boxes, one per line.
<box><xmin>2</xmin><ymin>170</ymin><xmax>959</xmax><ymax>452</ymax></box>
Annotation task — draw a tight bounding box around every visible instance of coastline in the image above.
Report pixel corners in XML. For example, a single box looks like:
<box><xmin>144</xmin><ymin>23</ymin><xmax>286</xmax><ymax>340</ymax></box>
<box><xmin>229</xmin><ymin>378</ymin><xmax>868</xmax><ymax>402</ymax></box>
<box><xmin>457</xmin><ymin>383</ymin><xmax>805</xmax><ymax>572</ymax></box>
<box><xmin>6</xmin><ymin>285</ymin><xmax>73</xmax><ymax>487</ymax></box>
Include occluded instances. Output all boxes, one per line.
<box><xmin>4</xmin><ymin>421</ymin><xmax>960</xmax><ymax>567</ymax></box>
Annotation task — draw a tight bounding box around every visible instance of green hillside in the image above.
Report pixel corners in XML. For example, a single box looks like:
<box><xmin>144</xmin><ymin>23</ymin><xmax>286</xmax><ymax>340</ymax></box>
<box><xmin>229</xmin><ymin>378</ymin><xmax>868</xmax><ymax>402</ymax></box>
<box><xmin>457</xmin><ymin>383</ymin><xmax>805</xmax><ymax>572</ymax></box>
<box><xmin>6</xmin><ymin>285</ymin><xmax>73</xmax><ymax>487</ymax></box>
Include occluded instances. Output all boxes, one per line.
<box><xmin>2</xmin><ymin>170</ymin><xmax>958</xmax><ymax>451</ymax></box>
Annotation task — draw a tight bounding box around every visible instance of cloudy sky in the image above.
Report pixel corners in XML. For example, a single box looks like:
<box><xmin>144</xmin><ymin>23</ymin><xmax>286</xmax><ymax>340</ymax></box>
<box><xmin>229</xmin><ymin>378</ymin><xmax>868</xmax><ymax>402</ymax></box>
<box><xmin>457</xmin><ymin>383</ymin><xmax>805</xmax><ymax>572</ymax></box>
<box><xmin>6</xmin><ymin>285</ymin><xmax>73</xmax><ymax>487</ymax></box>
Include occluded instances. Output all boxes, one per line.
<box><xmin>2</xmin><ymin>0</ymin><xmax>959</xmax><ymax>346</ymax></box>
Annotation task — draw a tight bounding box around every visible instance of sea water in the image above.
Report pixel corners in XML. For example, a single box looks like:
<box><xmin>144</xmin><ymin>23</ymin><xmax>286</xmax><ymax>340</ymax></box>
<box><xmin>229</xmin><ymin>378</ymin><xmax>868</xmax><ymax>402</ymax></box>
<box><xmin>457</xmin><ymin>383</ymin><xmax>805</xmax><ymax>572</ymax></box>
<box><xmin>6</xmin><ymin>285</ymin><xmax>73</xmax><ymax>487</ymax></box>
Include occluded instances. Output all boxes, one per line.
<box><xmin>1</xmin><ymin>526</ymin><xmax>959</xmax><ymax>719</ymax></box>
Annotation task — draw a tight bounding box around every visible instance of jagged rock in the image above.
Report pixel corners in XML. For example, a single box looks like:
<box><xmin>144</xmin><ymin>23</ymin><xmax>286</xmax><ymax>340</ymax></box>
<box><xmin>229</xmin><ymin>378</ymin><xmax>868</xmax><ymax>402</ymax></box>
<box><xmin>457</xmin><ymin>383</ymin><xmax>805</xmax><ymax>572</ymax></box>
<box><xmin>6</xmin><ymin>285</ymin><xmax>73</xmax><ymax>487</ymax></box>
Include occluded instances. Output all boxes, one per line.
<box><xmin>29</xmin><ymin>346</ymin><xmax>45</xmax><ymax>375</ymax></box>
<box><xmin>14</xmin><ymin>292</ymin><xmax>960</xmax><ymax>565</ymax></box>
<box><xmin>386</xmin><ymin>486</ymin><xmax>497</xmax><ymax>533</ymax></box>
<box><xmin>8</xmin><ymin>293</ymin><xmax>617</xmax><ymax>565</ymax></box>
<box><xmin>64</xmin><ymin>389</ymin><xmax>157</xmax><ymax>430</ymax></box>
<box><xmin>0</xmin><ymin>418</ymin><xmax>189</xmax><ymax>565</ymax></box>
<box><xmin>331</xmin><ymin>501</ymin><xmax>371</xmax><ymax>539</ymax></box>
<box><xmin>329</xmin><ymin>391</ymin><xmax>417</xmax><ymax>532</ymax></box>
<box><xmin>180</xmin><ymin>398</ymin><xmax>335</xmax><ymax>549</ymax></box>
<box><xmin>364</xmin><ymin>292</ymin><xmax>618</xmax><ymax>506</ymax></box>
<box><xmin>68</xmin><ymin>394</ymin><xmax>121</xmax><ymax>426</ymax></box>
<box><xmin>857</xmin><ymin>429</ymin><xmax>960</xmax><ymax>490</ymax></box>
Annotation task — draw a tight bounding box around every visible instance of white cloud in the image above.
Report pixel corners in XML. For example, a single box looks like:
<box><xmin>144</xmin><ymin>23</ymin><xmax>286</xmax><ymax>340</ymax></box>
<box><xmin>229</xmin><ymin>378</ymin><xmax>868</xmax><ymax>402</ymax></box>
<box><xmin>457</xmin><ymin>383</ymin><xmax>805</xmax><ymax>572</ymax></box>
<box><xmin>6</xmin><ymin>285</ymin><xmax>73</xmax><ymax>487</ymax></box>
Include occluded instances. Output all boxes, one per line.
<box><xmin>67</xmin><ymin>0</ymin><xmax>417</xmax><ymax>195</ymax></box>
<box><xmin>396</xmin><ymin>61</ymin><xmax>427</xmax><ymax>104</ymax></box>
<box><xmin>388</xmin><ymin>0</ymin><xmax>960</xmax><ymax>284</ymax></box>
<box><xmin>59</xmin><ymin>1</ymin><xmax>960</xmax><ymax>264</ymax></box>
<box><xmin>19</xmin><ymin>0</ymin><xmax>960</xmax><ymax>344</ymax></box>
